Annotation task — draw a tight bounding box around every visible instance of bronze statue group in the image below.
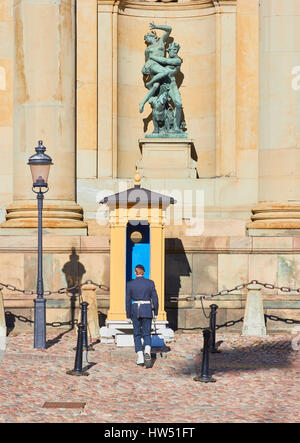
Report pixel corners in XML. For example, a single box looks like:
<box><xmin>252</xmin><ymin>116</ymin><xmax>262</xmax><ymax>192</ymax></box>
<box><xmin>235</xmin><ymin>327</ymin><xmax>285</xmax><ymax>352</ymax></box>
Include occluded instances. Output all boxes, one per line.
<box><xmin>139</xmin><ymin>22</ymin><xmax>186</xmax><ymax>137</ymax></box>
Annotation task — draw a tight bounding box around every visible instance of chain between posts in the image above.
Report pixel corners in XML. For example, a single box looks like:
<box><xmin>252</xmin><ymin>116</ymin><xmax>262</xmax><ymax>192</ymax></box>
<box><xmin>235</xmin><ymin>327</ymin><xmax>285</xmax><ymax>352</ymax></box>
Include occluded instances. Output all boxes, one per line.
<box><xmin>5</xmin><ymin>311</ymin><xmax>79</xmax><ymax>328</ymax></box>
<box><xmin>0</xmin><ymin>280</ymin><xmax>109</xmax><ymax>297</ymax></box>
<box><xmin>2</xmin><ymin>279</ymin><xmax>299</xmax><ymax>299</ymax></box>
<box><xmin>3</xmin><ymin>280</ymin><xmax>300</xmax><ymax>329</ymax></box>
<box><xmin>170</xmin><ymin>280</ymin><xmax>300</xmax><ymax>331</ymax></box>
<box><xmin>264</xmin><ymin>314</ymin><xmax>300</xmax><ymax>325</ymax></box>
<box><xmin>1</xmin><ymin>280</ymin><xmax>109</xmax><ymax>329</ymax></box>
<box><xmin>8</xmin><ymin>312</ymin><xmax>299</xmax><ymax>330</ymax></box>
<box><xmin>169</xmin><ymin>279</ymin><xmax>300</xmax><ymax>304</ymax></box>
<box><xmin>215</xmin><ymin>318</ymin><xmax>244</xmax><ymax>330</ymax></box>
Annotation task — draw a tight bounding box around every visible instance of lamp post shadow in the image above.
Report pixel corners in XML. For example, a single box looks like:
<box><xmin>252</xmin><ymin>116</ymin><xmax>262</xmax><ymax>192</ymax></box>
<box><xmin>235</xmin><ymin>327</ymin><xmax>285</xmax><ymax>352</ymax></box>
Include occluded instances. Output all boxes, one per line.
<box><xmin>45</xmin><ymin>248</ymin><xmax>86</xmax><ymax>349</ymax></box>
<box><xmin>62</xmin><ymin>247</ymin><xmax>86</xmax><ymax>330</ymax></box>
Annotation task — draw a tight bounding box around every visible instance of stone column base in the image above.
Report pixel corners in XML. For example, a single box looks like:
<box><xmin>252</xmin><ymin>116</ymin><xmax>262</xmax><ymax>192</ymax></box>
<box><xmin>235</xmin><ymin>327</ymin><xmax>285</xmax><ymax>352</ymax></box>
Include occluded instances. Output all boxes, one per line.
<box><xmin>247</xmin><ymin>202</ymin><xmax>300</xmax><ymax>229</ymax></box>
<box><xmin>1</xmin><ymin>200</ymin><xmax>87</xmax><ymax>230</ymax></box>
<box><xmin>137</xmin><ymin>138</ymin><xmax>197</xmax><ymax>179</ymax></box>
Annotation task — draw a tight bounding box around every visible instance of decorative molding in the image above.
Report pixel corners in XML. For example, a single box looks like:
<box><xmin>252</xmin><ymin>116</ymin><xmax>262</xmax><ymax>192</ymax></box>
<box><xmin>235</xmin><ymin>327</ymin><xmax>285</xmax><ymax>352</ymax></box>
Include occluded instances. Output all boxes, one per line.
<box><xmin>213</xmin><ymin>0</ymin><xmax>237</xmax><ymax>13</ymax></box>
<box><xmin>247</xmin><ymin>203</ymin><xmax>300</xmax><ymax>230</ymax></box>
<box><xmin>1</xmin><ymin>201</ymin><xmax>87</xmax><ymax>229</ymax></box>
<box><xmin>98</xmin><ymin>0</ymin><xmax>215</xmax><ymax>12</ymax></box>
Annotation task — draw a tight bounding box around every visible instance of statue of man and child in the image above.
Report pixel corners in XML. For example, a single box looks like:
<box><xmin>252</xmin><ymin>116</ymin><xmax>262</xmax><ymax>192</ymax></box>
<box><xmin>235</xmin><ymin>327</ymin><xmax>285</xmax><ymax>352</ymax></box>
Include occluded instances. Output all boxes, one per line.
<box><xmin>139</xmin><ymin>22</ymin><xmax>187</xmax><ymax>137</ymax></box>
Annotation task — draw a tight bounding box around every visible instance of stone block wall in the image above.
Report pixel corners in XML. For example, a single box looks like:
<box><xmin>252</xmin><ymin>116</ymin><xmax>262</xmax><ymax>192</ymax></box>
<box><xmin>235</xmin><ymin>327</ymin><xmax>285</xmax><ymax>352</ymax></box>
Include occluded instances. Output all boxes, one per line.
<box><xmin>164</xmin><ymin>236</ymin><xmax>300</xmax><ymax>332</ymax></box>
<box><xmin>1</xmin><ymin>234</ymin><xmax>300</xmax><ymax>334</ymax></box>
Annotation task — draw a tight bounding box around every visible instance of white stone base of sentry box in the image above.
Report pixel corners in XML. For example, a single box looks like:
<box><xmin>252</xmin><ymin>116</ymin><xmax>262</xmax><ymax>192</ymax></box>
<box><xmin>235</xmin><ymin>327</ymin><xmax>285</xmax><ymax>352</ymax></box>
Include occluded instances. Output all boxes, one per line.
<box><xmin>100</xmin><ymin>320</ymin><xmax>175</xmax><ymax>346</ymax></box>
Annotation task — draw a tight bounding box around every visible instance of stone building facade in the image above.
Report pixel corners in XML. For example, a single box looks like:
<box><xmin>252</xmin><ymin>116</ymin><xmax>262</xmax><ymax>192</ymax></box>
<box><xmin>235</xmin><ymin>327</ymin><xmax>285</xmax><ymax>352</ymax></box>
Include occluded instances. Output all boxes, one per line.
<box><xmin>0</xmin><ymin>0</ymin><xmax>300</xmax><ymax>332</ymax></box>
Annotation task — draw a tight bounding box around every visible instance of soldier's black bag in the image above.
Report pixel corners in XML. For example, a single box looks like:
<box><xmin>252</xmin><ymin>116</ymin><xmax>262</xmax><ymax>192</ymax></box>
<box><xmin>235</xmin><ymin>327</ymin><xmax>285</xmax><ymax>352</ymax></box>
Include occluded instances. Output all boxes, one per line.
<box><xmin>150</xmin><ymin>299</ymin><xmax>165</xmax><ymax>348</ymax></box>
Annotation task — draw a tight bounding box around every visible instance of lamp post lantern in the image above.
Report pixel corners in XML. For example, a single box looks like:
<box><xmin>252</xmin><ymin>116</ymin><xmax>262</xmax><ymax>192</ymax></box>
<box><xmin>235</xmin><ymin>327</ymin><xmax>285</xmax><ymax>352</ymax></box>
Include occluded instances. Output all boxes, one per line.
<box><xmin>28</xmin><ymin>140</ymin><xmax>53</xmax><ymax>349</ymax></box>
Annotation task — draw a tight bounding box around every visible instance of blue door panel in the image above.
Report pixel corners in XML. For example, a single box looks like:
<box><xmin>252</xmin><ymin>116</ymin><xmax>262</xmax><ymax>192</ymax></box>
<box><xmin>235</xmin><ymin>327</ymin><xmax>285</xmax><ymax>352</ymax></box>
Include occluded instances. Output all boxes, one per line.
<box><xmin>126</xmin><ymin>223</ymin><xmax>150</xmax><ymax>282</ymax></box>
<box><xmin>131</xmin><ymin>243</ymin><xmax>150</xmax><ymax>279</ymax></box>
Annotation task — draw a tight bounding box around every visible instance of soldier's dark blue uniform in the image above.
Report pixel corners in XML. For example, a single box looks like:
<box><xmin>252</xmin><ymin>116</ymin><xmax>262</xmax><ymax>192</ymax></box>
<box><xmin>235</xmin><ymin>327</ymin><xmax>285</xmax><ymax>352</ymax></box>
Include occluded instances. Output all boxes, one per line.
<box><xmin>126</xmin><ymin>273</ymin><xmax>159</xmax><ymax>353</ymax></box>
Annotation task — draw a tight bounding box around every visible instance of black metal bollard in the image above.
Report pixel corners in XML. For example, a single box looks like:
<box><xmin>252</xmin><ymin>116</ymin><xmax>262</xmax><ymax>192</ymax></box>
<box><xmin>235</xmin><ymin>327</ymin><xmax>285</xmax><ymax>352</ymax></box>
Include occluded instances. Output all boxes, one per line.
<box><xmin>209</xmin><ymin>304</ymin><xmax>221</xmax><ymax>353</ymax></box>
<box><xmin>66</xmin><ymin>323</ymin><xmax>89</xmax><ymax>376</ymax></box>
<box><xmin>73</xmin><ymin>302</ymin><xmax>94</xmax><ymax>351</ymax></box>
<box><xmin>194</xmin><ymin>329</ymin><xmax>216</xmax><ymax>383</ymax></box>
<box><xmin>82</xmin><ymin>301</ymin><xmax>95</xmax><ymax>351</ymax></box>
<box><xmin>81</xmin><ymin>302</ymin><xmax>89</xmax><ymax>350</ymax></box>
<box><xmin>69</xmin><ymin>292</ymin><xmax>77</xmax><ymax>330</ymax></box>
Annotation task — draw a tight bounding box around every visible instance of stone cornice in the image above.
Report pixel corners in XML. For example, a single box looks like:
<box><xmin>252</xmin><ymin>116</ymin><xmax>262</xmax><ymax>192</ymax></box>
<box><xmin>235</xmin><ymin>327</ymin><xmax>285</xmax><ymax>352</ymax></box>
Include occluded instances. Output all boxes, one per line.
<box><xmin>98</xmin><ymin>0</ymin><xmax>215</xmax><ymax>11</ymax></box>
<box><xmin>97</xmin><ymin>0</ymin><xmax>237</xmax><ymax>14</ymax></box>
<box><xmin>213</xmin><ymin>0</ymin><xmax>237</xmax><ymax>5</ymax></box>
<box><xmin>213</xmin><ymin>0</ymin><xmax>237</xmax><ymax>12</ymax></box>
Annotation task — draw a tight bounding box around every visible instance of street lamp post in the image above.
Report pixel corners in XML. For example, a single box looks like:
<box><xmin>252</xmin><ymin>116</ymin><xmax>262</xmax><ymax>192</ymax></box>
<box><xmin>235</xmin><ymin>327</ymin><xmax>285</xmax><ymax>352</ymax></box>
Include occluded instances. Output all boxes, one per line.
<box><xmin>28</xmin><ymin>141</ymin><xmax>53</xmax><ymax>349</ymax></box>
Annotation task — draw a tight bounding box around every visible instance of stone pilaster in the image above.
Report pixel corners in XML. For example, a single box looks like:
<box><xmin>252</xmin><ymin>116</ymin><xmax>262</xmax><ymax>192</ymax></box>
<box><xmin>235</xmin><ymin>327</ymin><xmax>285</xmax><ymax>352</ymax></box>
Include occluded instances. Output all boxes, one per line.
<box><xmin>97</xmin><ymin>0</ymin><xmax>118</xmax><ymax>178</ymax></box>
<box><xmin>1</xmin><ymin>0</ymin><xmax>86</xmax><ymax>229</ymax></box>
<box><xmin>150</xmin><ymin>223</ymin><xmax>167</xmax><ymax>322</ymax></box>
<box><xmin>248</xmin><ymin>0</ymin><xmax>300</xmax><ymax>231</ymax></box>
<box><xmin>0</xmin><ymin>0</ymin><xmax>14</xmax><ymax>214</ymax></box>
<box><xmin>214</xmin><ymin>0</ymin><xmax>237</xmax><ymax>177</ymax></box>
<box><xmin>106</xmin><ymin>224</ymin><xmax>127</xmax><ymax>321</ymax></box>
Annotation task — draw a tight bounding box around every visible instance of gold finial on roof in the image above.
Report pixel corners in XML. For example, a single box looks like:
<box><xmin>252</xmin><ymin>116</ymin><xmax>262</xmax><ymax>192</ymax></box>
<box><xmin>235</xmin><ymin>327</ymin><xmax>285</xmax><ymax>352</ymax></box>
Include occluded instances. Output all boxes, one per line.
<box><xmin>134</xmin><ymin>167</ymin><xmax>141</xmax><ymax>187</ymax></box>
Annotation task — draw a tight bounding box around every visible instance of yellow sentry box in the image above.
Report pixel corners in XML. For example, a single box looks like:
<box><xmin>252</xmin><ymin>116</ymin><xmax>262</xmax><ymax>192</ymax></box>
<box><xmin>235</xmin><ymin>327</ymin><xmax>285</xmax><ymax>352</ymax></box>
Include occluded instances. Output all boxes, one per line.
<box><xmin>99</xmin><ymin>172</ymin><xmax>176</xmax><ymax>331</ymax></box>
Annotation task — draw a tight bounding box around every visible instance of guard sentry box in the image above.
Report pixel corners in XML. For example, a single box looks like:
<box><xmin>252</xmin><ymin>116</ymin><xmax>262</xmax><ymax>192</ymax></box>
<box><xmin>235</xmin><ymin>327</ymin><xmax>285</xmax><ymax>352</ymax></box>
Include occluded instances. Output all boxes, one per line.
<box><xmin>99</xmin><ymin>172</ymin><xmax>176</xmax><ymax>346</ymax></box>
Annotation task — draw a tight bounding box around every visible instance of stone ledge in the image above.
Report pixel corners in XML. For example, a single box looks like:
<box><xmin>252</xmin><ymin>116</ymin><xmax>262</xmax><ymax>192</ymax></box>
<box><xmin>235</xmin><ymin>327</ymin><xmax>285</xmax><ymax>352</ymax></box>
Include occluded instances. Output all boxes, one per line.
<box><xmin>2</xmin><ymin>233</ymin><xmax>300</xmax><ymax>254</ymax></box>
<box><xmin>0</xmin><ymin>234</ymin><xmax>110</xmax><ymax>252</ymax></box>
<box><xmin>248</xmin><ymin>229</ymin><xmax>300</xmax><ymax>237</ymax></box>
<box><xmin>0</xmin><ymin>228</ymin><xmax>87</xmax><ymax>237</ymax></box>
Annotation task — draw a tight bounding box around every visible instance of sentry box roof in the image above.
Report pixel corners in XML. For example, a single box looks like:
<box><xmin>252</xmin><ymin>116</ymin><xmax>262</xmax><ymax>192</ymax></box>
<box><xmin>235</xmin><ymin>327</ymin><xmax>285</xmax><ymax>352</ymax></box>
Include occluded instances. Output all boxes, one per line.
<box><xmin>99</xmin><ymin>184</ymin><xmax>176</xmax><ymax>209</ymax></box>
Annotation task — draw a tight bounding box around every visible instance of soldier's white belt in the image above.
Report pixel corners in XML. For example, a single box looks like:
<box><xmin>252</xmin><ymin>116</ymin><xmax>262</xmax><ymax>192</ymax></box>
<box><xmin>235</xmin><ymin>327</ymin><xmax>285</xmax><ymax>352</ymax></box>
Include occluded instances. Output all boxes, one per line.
<box><xmin>133</xmin><ymin>300</ymin><xmax>152</xmax><ymax>318</ymax></box>
<box><xmin>133</xmin><ymin>301</ymin><xmax>151</xmax><ymax>305</ymax></box>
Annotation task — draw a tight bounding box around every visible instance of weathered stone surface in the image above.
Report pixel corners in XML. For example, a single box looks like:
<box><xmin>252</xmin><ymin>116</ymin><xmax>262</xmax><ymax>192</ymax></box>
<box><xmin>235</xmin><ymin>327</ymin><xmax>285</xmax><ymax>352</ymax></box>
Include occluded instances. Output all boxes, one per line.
<box><xmin>249</xmin><ymin>254</ymin><xmax>277</xmax><ymax>294</ymax></box>
<box><xmin>218</xmin><ymin>254</ymin><xmax>249</xmax><ymax>294</ymax></box>
<box><xmin>0</xmin><ymin>253</ymin><xmax>24</xmax><ymax>291</ymax></box>
<box><xmin>192</xmin><ymin>253</ymin><xmax>218</xmax><ymax>295</ymax></box>
<box><xmin>277</xmin><ymin>255</ymin><xmax>300</xmax><ymax>291</ymax></box>
<box><xmin>24</xmin><ymin>253</ymin><xmax>53</xmax><ymax>293</ymax></box>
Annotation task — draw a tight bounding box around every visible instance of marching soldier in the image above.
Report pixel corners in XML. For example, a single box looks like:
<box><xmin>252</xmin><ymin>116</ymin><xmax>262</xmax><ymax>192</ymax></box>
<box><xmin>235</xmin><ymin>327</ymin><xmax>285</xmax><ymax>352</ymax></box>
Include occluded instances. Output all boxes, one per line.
<box><xmin>126</xmin><ymin>264</ymin><xmax>159</xmax><ymax>368</ymax></box>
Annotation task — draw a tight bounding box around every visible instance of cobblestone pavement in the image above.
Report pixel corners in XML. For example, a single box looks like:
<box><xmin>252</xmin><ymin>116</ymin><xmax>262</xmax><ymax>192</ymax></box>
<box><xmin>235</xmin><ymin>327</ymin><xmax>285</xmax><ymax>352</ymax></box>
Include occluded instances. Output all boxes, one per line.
<box><xmin>0</xmin><ymin>329</ymin><xmax>300</xmax><ymax>423</ymax></box>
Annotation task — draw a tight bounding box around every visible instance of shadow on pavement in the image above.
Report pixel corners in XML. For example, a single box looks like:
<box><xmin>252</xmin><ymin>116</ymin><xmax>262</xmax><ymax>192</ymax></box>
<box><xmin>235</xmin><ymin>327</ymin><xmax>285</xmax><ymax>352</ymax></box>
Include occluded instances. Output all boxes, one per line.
<box><xmin>150</xmin><ymin>345</ymin><xmax>171</xmax><ymax>368</ymax></box>
<box><xmin>173</xmin><ymin>339</ymin><xmax>296</xmax><ymax>378</ymax></box>
<box><xmin>82</xmin><ymin>361</ymin><xmax>97</xmax><ymax>371</ymax></box>
<box><xmin>199</xmin><ymin>340</ymin><xmax>295</xmax><ymax>374</ymax></box>
<box><xmin>46</xmin><ymin>328</ymin><xmax>73</xmax><ymax>349</ymax></box>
